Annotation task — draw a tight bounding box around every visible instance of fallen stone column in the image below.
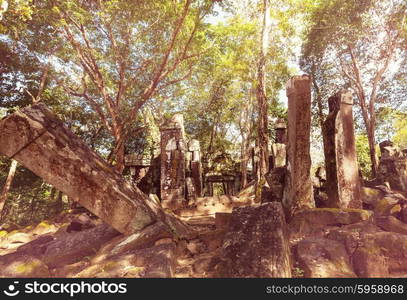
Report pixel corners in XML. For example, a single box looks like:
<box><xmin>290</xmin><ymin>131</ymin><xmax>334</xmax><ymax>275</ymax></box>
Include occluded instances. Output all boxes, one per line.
<box><xmin>323</xmin><ymin>90</ymin><xmax>362</xmax><ymax>208</ymax></box>
<box><xmin>283</xmin><ymin>75</ymin><xmax>314</xmax><ymax>219</ymax></box>
<box><xmin>0</xmin><ymin>104</ymin><xmax>157</xmax><ymax>234</ymax></box>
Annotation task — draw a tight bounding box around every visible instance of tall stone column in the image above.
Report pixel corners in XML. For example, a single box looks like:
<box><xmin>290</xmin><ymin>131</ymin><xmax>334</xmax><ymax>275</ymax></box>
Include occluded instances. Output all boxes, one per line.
<box><xmin>188</xmin><ymin>139</ymin><xmax>203</xmax><ymax>198</ymax></box>
<box><xmin>160</xmin><ymin>114</ymin><xmax>186</xmax><ymax>209</ymax></box>
<box><xmin>323</xmin><ymin>91</ymin><xmax>362</xmax><ymax>208</ymax></box>
<box><xmin>271</xmin><ymin>118</ymin><xmax>287</xmax><ymax>168</ymax></box>
<box><xmin>283</xmin><ymin>75</ymin><xmax>314</xmax><ymax>218</ymax></box>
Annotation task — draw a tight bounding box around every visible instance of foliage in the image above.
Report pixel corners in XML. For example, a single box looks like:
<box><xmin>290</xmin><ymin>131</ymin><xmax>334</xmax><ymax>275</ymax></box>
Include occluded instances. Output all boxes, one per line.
<box><xmin>355</xmin><ymin>134</ymin><xmax>372</xmax><ymax>179</ymax></box>
<box><xmin>301</xmin><ymin>0</ymin><xmax>407</xmax><ymax>176</ymax></box>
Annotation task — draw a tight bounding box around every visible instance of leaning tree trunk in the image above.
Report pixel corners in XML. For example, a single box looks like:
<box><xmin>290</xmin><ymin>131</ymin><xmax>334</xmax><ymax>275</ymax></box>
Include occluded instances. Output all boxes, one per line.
<box><xmin>0</xmin><ymin>104</ymin><xmax>192</xmax><ymax>237</ymax></box>
<box><xmin>0</xmin><ymin>159</ymin><xmax>18</xmax><ymax>215</ymax></box>
<box><xmin>256</xmin><ymin>0</ymin><xmax>271</xmax><ymax>181</ymax></box>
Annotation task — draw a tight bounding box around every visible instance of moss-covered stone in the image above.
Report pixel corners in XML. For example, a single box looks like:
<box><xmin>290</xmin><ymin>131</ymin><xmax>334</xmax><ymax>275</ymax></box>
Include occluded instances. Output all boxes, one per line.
<box><xmin>0</xmin><ymin>255</ymin><xmax>50</xmax><ymax>278</ymax></box>
<box><xmin>361</xmin><ymin>187</ymin><xmax>384</xmax><ymax>206</ymax></box>
<box><xmin>374</xmin><ymin>197</ymin><xmax>400</xmax><ymax>216</ymax></box>
<box><xmin>32</xmin><ymin>221</ymin><xmax>58</xmax><ymax>235</ymax></box>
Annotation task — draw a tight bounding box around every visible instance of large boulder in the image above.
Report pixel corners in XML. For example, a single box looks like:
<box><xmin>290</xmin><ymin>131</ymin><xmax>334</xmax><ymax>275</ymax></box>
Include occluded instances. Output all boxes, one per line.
<box><xmin>326</xmin><ymin>221</ymin><xmax>382</xmax><ymax>255</ymax></box>
<box><xmin>289</xmin><ymin>208</ymin><xmax>372</xmax><ymax>240</ymax></box>
<box><xmin>40</xmin><ymin>223</ymin><xmax>119</xmax><ymax>268</ymax></box>
<box><xmin>218</xmin><ymin>202</ymin><xmax>291</xmax><ymax>277</ymax></box>
<box><xmin>75</xmin><ymin>243</ymin><xmax>176</xmax><ymax>278</ymax></box>
<box><xmin>374</xmin><ymin>216</ymin><xmax>407</xmax><ymax>235</ymax></box>
<box><xmin>361</xmin><ymin>187</ymin><xmax>384</xmax><ymax>207</ymax></box>
<box><xmin>351</xmin><ymin>232</ymin><xmax>407</xmax><ymax>277</ymax></box>
<box><xmin>92</xmin><ymin>221</ymin><xmax>173</xmax><ymax>263</ymax></box>
<box><xmin>296</xmin><ymin>238</ymin><xmax>356</xmax><ymax>278</ymax></box>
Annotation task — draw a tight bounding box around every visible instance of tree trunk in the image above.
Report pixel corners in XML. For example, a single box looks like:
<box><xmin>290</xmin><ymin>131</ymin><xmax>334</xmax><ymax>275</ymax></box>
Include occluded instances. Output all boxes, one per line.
<box><xmin>114</xmin><ymin>138</ymin><xmax>126</xmax><ymax>174</ymax></box>
<box><xmin>0</xmin><ymin>159</ymin><xmax>18</xmax><ymax>215</ymax></box>
<box><xmin>240</xmin><ymin>137</ymin><xmax>248</xmax><ymax>189</ymax></box>
<box><xmin>366</xmin><ymin>122</ymin><xmax>378</xmax><ymax>178</ymax></box>
<box><xmin>256</xmin><ymin>0</ymin><xmax>271</xmax><ymax>181</ymax></box>
<box><xmin>0</xmin><ymin>104</ymin><xmax>159</xmax><ymax>234</ymax></box>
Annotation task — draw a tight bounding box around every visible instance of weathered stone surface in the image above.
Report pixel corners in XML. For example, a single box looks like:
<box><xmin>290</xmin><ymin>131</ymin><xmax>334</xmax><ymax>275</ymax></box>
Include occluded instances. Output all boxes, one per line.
<box><xmin>260</xmin><ymin>185</ymin><xmax>272</xmax><ymax>203</ymax></box>
<box><xmin>289</xmin><ymin>208</ymin><xmax>372</xmax><ymax>239</ymax></box>
<box><xmin>265</xmin><ymin>167</ymin><xmax>286</xmax><ymax>202</ymax></box>
<box><xmin>219</xmin><ymin>202</ymin><xmax>291</xmax><ymax>277</ymax></box>
<box><xmin>32</xmin><ymin>221</ymin><xmax>59</xmax><ymax>236</ymax></box>
<box><xmin>361</xmin><ymin>187</ymin><xmax>384</xmax><ymax>207</ymax></box>
<box><xmin>377</xmin><ymin>141</ymin><xmax>407</xmax><ymax>191</ymax></box>
<box><xmin>191</xmin><ymin>161</ymin><xmax>202</xmax><ymax>197</ymax></box>
<box><xmin>0</xmin><ymin>254</ymin><xmax>50</xmax><ymax>277</ymax></box>
<box><xmin>215</xmin><ymin>212</ymin><xmax>231</xmax><ymax>230</ymax></box>
<box><xmin>352</xmin><ymin>232</ymin><xmax>407</xmax><ymax>276</ymax></box>
<box><xmin>284</xmin><ymin>75</ymin><xmax>314</xmax><ymax>219</ymax></box>
<box><xmin>352</xmin><ymin>247</ymin><xmax>389</xmax><ymax>278</ymax></box>
<box><xmin>374</xmin><ymin>216</ymin><xmax>407</xmax><ymax>235</ymax></box>
<box><xmin>0</xmin><ymin>232</ymin><xmax>33</xmax><ymax>250</ymax></box>
<box><xmin>92</xmin><ymin>221</ymin><xmax>172</xmax><ymax>263</ymax></box>
<box><xmin>160</xmin><ymin>114</ymin><xmax>186</xmax><ymax>209</ymax></box>
<box><xmin>326</xmin><ymin>221</ymin><xmax>382</xmax><ymax>255</ymax></box>
<box><xmin>296</xmin><ymin>238</ymin><xmax>356</xmax><ymax>278</ymax></box>
<box><xmin>186</xmin><ymin>177</ymin><xmax>197</xmax><ymax>200</ymax></box>
<box><xmin>400</xmin><ymin>207</ymin><xmax>407</xmax><ymax>224</ymax></box>
<box><xmin>323</xmin><ymin>90</ymin><xmax>362</xmax><ymax>208</ymax></box>
<box><xmin>274</xmin><ymin>118</ymin><xmax>287</xmax><ymax>144</ymax></box>
<box><xmin>40</xmin><ymin>223</ymin><xmax>120</xmax><ymax>268</ymax></box>
<box><xmin>0</xmin><ymin>104</ymin><xmax>157</xmax><ymax>234</ymax></box>
<box><xmin>271</xmin><ymin>144</ymin><xmax>286</xmax><ymax>168</ymax></box>
<box><xmin>373</xmin><ymin>197</ymin><xmax>400</xmax><ymax>216</ymax></box>
<box><xmin>75</xmin><ymin>243</ymin><xmax>176</xmax><ymax>278</ymax></box>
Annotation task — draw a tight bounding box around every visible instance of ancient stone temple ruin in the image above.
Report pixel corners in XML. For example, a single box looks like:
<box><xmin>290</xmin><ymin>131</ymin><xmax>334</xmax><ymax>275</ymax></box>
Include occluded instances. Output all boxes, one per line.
<box><xmin>1</xmin><ymin>74</ymin><xmax>407</xmax><ymax>279</ymax></box>
<box><xmin>186</xmin><ymin>139</ymin><xmax>203</xmax><ymax>199</ymax></box>
<box><xmin>283</xmin><ymin>75</ymin><xmax>314</xmax><ymax>218</ymax></box>
<box><xmin>323</xmin><ymin>90</ymin><xmax>362</xmax><ymax>208</ymax></box>
<box><xmin>264</xmin><ymin>118</ymin><xmax>287</xmax><ymax>203</ymax></box>
<box><xmin>377</xmin><ymin>140</ymin><xmax>407</xmax><ymax>191</ymax></box>
<box><xmin>159</xmin><ymin>114</ymin><xmax>187</xmax><ymax>209</ymax></box>
<box><xmin>271</xmin><ymin>118</ymin><xmax>287</xmax><ymax>169</ymax></box>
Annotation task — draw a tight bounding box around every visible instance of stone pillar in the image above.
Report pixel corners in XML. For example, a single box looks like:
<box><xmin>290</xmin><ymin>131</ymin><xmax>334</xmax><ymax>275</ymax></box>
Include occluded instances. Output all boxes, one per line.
<box><xmin>283</xmin><ymin>75</ymin><xmax>314</xmax><ymax>218</ymax></box>
<box><xmin>323</xmin><ymin>90</ymin><xmax>362</xmax><ymax>208</ymax></box>
<box><xmin>378</xmin><ymin>140</ymin><xmax>407</xmax><ymax>191</ymax></box>
<box><xmin>160</xmin><ymin>114</ymin><xmax>186</xmax><ymax>209</ymax></box>
<box><xmin>188</xmin><ymin>139</ymin><xmax>203</xmax><ymax>198</ymax></box>
<box><xmin>271</xmin><ymin>118</ymin><xmax>287</xmax><ymax>168</ymax></box>
<box><xmin>251</xmin><ymin>146</ymin><xmax>260</xmax><ymax>180</ymax></box>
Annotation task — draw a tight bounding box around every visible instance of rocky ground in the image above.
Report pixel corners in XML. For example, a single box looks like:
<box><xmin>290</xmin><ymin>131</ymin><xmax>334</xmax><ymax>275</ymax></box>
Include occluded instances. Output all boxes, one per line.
<box><xmin>0</xmin><ymin>184</ymin><xmax>406</xmax><ymax>278</ymax></box>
